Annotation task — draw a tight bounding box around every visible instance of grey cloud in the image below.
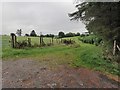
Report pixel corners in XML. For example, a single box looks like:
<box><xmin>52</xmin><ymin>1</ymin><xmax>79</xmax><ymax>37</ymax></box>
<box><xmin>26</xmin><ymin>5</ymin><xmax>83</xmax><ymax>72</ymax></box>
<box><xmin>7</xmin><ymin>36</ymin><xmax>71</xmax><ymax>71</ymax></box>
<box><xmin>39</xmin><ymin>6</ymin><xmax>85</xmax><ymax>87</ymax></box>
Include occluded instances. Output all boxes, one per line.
<box><xmin>2</xmin><ymin>2</ymin><xmax>87</xmax><ymax>35</ymax></box>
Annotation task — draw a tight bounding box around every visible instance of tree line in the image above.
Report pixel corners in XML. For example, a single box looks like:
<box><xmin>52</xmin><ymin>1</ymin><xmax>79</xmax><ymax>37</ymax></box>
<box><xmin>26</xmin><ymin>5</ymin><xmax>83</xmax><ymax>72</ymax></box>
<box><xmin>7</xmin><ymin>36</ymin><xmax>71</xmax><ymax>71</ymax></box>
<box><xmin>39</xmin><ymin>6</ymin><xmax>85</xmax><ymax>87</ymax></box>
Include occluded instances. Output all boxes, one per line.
<box><xmin>16</xmin><ymin>29</ymin><xmax>81</xmax><ymax>38</ymax></box>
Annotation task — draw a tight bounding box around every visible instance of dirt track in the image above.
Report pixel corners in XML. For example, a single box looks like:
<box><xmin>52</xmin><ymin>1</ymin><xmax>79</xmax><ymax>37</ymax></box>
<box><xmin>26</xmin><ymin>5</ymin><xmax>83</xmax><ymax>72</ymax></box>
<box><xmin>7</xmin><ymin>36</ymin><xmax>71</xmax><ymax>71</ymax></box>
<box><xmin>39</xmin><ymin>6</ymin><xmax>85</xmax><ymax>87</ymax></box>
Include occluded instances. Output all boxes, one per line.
<box><xmin>2</xmin><ymin>59</ymin><xmax>119</xmax><ymax>88</ymax></box>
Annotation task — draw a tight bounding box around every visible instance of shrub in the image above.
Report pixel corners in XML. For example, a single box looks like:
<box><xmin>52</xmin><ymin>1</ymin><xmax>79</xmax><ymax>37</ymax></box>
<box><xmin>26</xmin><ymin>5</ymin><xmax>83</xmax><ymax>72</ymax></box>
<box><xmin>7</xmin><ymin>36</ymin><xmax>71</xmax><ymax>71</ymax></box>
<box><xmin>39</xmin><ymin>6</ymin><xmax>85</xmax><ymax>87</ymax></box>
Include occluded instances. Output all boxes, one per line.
<box><xmin>33</xmin><ymin>43</ymin><xmax>40</xmax><ymax>47</ymax></box>
<box><xmin>63</xmin><ymin>39</ymin><xmax>75</xmax><ymax>45</ymax></box>
<box><xmin>15</xmin><ymin>40</ymin><xmax>28</xmax><ymax>49</ymax></box>
<box><xmin>79</xmin><ymin>35</ymin><xmax>102</xmax><ymax>45</ymax></box>
<box><xmin>46</xmin><ymin>43</ymin><xmax>52</xmax><ymax>46</ymax></box>
<box><xmin>25</xmin><ymin>34</ymin><xmax>29</xmax><ymax>36</ymax></box>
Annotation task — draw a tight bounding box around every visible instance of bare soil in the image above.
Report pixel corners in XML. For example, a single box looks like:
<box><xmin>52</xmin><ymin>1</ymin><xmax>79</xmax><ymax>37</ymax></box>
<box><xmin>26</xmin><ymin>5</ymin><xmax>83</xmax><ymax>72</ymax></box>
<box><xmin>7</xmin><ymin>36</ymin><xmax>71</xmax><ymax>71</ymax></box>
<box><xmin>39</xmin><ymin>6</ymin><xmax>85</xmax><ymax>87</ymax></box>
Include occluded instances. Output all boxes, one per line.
<box><xmin>2</xmin><ymin>59</ymin><xmax>119</xmax><ymax>88</ymax></box>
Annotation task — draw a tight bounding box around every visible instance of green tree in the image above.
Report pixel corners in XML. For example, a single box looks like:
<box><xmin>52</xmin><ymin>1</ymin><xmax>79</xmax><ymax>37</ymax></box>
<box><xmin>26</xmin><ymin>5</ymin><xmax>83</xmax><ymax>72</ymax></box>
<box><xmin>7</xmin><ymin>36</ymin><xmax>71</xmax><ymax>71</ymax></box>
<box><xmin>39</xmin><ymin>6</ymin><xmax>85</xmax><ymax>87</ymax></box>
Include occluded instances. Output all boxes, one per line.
<box><xmin>25</xmin><ymin>34</ymin><xmax>29</xmax><ymax>36</ymax></box>
<box><xmin>69</xmin><ymin>2</ymin><xmax>120</xmax><ymax>60</ymax></box>
<box><xmin>58</xmin><ymin>31</ymin><xmax>65</xmax><ymax>38</ymax></box>
<box><xmin>75</xmin><ymin>32</ymin><xmax>80</xmax><ymax>36</ymax></box>
<box><xmin>66</xmin><ymin>32</ymin><xmax>75</xmax><ymax>37</ymax></box>
<box><xmin>16</xmin><ymin>29</ymin><xmax>22</xmax><ymax>36</ymax></box>
<box><xmin>30</xmin><ymin>30</ymin><xmax>37</xmax><ymax>37</ymax></box>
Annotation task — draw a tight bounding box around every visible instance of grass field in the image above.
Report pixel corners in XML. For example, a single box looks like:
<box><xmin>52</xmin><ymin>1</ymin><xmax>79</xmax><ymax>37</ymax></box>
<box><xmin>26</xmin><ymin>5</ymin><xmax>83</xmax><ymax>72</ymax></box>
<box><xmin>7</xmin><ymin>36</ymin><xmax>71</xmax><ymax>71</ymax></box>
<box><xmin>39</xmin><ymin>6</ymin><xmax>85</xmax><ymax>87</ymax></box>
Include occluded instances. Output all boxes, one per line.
<box><xmin>2</xmin><ymin>35</ymin><xmax>119</xmax><ymax>76</ymax></box>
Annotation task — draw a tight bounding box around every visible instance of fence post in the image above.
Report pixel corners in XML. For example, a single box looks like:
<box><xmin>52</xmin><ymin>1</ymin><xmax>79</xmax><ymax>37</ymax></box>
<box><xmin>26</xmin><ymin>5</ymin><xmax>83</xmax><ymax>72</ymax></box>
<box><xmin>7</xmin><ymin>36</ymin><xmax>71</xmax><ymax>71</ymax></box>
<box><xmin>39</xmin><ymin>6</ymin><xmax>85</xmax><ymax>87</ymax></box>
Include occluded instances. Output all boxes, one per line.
<box><xmin>61</xmin><ymin>38</ymin><xmax>62</xmax><ymax>43</ymax></box>
<box><xmin>56</xmin><ymin>38</ymin><xmax>58</xmax><ymax>44</ymax></box>
<box><xmin>42</xmin><ymin>37</ymin><xmax>44</xmax><ymax>45</ymax></box>
<box><xmin>58</xmin><ymin>39</ymin><xmax>60</xmax><ymax>44</ymax></box>
<box><xmin>14</xmin><ymin>35</ymin><xmax>17</xmax><ymax>48</ymax></box>
<box><xmin>11</xmin><ymin>33</ymin><xmax>15</xmax><ymax>48</ymax></box>
<box><xmin>28</xmin><ymin>38</ymin><xmax>31</xmax><ymax>47</ymax></box>
<box><xmin>113</xmin><ymin>40</ymin><xmax>116</xmax><ymax>55</ymax></box>
<box><xmin>39</xmin><ymin>32</ymin><xmax>43</xmax><ymax>46</ymax></box>
<box><xmin>50</xmin><ymin>39</ymin><xmax>51</xmax><ymax>44</ymax></box>
<box><xmin>40</xmin><ymin>36</ymin><xmax>42</xmax><ymax>46</ymax></box>
<box><xmin>52</xmin><ymin>37</ymin><xmax>53</xmax><ymax>44</ymax></box>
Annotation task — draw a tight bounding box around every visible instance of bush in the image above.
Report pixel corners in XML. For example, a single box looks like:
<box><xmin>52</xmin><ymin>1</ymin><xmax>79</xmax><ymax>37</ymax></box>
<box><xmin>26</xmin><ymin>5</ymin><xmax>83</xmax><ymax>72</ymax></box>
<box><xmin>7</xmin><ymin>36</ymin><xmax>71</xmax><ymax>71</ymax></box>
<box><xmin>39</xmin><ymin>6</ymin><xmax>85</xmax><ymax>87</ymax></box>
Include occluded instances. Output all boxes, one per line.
<box><xmin>33</xmin><ymin>43</ymin><xmax>40</xmax><ymax>47</ymax></box>
<box><xmin>25</xmin><ymin>34</ymin><xmax>29</xmax><ymax>36</ymax></box>
<box><xmin>80</xmin><ymin>34</ymin><xmax>85</xmax><ymax>37</ymax></box>
<box><xmin>58</xmin><ymin>31</ymin><xmax>65</xmax><ymax>38</ymax></box>
<box><xmin>63</xmin><ymin>39</ymin><xmax>75</xmax><ymax>45</ymax></box>
<box><xmin>65</xmin><ymin>32</ymin><xmax>75</xmax><ymax>37</ymax></box>
<box><xmin>46</xmin><ymin>43</ymin><xmax>52</xmax><ymax>46</ymax></box>
<box><xmin>15</xmin><ymin>40</ymin><xmax>28</xmax><ymax>49</ymax></box>
<box><xmin>79</xmin><ymin>35</ymin><xmax>102</xmax><ymax>45</ymax></box>
<box><xmin>45</xmin><ymin>34</ymin><xmax>54</xmax><ymax>38</ymax></box>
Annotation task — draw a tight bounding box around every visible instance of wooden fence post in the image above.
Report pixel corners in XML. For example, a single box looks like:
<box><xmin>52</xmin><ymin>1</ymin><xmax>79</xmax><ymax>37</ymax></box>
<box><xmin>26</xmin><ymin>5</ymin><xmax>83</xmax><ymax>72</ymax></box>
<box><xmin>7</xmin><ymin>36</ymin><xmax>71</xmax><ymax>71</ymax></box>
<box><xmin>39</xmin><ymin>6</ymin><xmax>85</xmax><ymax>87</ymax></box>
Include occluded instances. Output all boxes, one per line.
<box><xmin>12</xmin><ymin>35</ymin><xmax>14</xmax><ymax>48</ymax></box>
<box><xmin>28</xmin><ymin>38</ymin><xmax>31</xmax><ymax>47</ymax></box>
<box><xmin>52</xmin><ymin>37</ymin><xmax>53</xmax><ymax>44</ymax></box>
<box><xmin>40</xmin><ymin>36</ymin><xmax>42</xmax><ymax>46</ymax></box>
<box><xmin>14</xmin><ymin>35</ymin><xmax>17</xmax><ymax>48</ymax></box>
<box><xmin>113</xmin><ymin>40</ymin><xmax>116</xmax><ymax>55</ymax></box>
<box><xmin>61</xmin><ymin>38</ymin><xmax>62</xmax><ymax>43</ymax></box>
<box><xmin>42</xmin><ymin>37</ymin><xmax>44</xmax><ymax>44</ymax></box>
<box><xmin>56</xmin><ymin>38</ymin><xmax>58</xmax><ymax>44</ymax></box>
<box><xmin>50</xmin><ymin>39</ymin><xmax>51</xmax><ymax>44</ymax></box>
<box><xmin>11</xmin><ymin>33</ymin><xmax>15</xmax><ymax>48</ymax></box>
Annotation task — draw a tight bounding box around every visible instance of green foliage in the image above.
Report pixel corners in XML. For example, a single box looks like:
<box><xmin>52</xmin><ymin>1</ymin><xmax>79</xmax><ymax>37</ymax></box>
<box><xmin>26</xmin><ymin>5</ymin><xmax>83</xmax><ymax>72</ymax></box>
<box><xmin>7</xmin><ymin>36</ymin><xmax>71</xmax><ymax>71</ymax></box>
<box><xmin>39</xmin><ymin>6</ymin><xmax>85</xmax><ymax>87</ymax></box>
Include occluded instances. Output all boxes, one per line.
<box><xmin>79</xmin><ymin>35</ymin><xmax>102</xmax><ymax>45</ymax></box>
<box><xmin>44</xmin><ymin>34</ymin><xmax>54</xmax><ymax>38</ymax></box>
<box><xmin>15</xmin><ymin>40</ymin><xmax>28</xmax><ymax>49</ymax></box>
<box><xmin>62</xmin><ymin>39</ymin><xmax>75</xmax><ymax>45</ymax></box>
<box><xmin>69</xmin><ymin>2</ymin><xmax>120</xmax><ymax>60</ymax></box>
<box><xmin>30</xmin><ymin>30</ymin><xmax>37</xmax><ymax>36</ymax></box>
<box><xmin>72</xmin><ymin>44</ymin><xmax>119</xmax><ymax>76</ymax></box>
<box><xmin>80</xmin><ymin>34</ymin><xmax>85</xmax><ymax>37</ymax></box>
<box><xmin>25</xmin><ymin>34</ymin><xmax>29</xmax><ymax>36</ymax></box>
<box><xmin>58</xmin><ymin>31</ymin><xmax>65</xmax><ymax>38</ymax></box>
<box><xmin>75</xmin><ymin>32</ymin><xmax>80</xmax><ymax>36</ymax></box>
<box><xmin>16</xmin><ymin>29</ymin><xmax>22</xmax><ymax>36</ymax></box>
<box><xmin>58</xmin><ymin>32</ymin><xmax>81</xmax><ymax>38</ymax></box>
<box><xmin>65</xmin><ymin>32</ymin><xmax>75</xmax><ymax>37</ymax></box>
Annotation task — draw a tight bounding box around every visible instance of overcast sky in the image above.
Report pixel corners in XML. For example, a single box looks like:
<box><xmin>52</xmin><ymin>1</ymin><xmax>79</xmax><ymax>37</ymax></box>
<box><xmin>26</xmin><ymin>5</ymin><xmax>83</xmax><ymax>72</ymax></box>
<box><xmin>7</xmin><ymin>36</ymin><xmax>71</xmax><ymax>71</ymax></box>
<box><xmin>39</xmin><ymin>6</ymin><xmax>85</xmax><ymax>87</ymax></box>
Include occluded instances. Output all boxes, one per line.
<box><xmin>2</xmin><ymin>2</ymin><xmax>87</xmax><ymax>35</ymax></box>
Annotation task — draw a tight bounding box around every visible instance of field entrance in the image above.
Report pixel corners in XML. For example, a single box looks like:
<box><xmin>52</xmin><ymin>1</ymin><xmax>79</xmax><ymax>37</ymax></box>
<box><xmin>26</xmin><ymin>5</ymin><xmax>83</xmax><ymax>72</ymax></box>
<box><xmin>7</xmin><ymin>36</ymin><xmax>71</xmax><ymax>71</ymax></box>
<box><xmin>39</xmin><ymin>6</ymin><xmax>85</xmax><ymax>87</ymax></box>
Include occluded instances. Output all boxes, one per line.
<box><xmin>2</xmin><ymin>35</ymin><xmax>119</xmax><ymax>88</ymax></box>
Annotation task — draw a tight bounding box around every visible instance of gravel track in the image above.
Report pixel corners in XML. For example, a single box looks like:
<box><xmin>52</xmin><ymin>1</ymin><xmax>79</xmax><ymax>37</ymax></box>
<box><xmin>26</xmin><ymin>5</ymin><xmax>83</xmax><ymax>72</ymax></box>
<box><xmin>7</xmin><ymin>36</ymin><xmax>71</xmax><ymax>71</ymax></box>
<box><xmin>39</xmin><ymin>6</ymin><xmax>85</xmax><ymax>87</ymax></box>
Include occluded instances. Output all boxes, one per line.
<box><xmin>2</xmin><ymin>59</ymin><xmax>119</xmax><ymax>88</ymax></box>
